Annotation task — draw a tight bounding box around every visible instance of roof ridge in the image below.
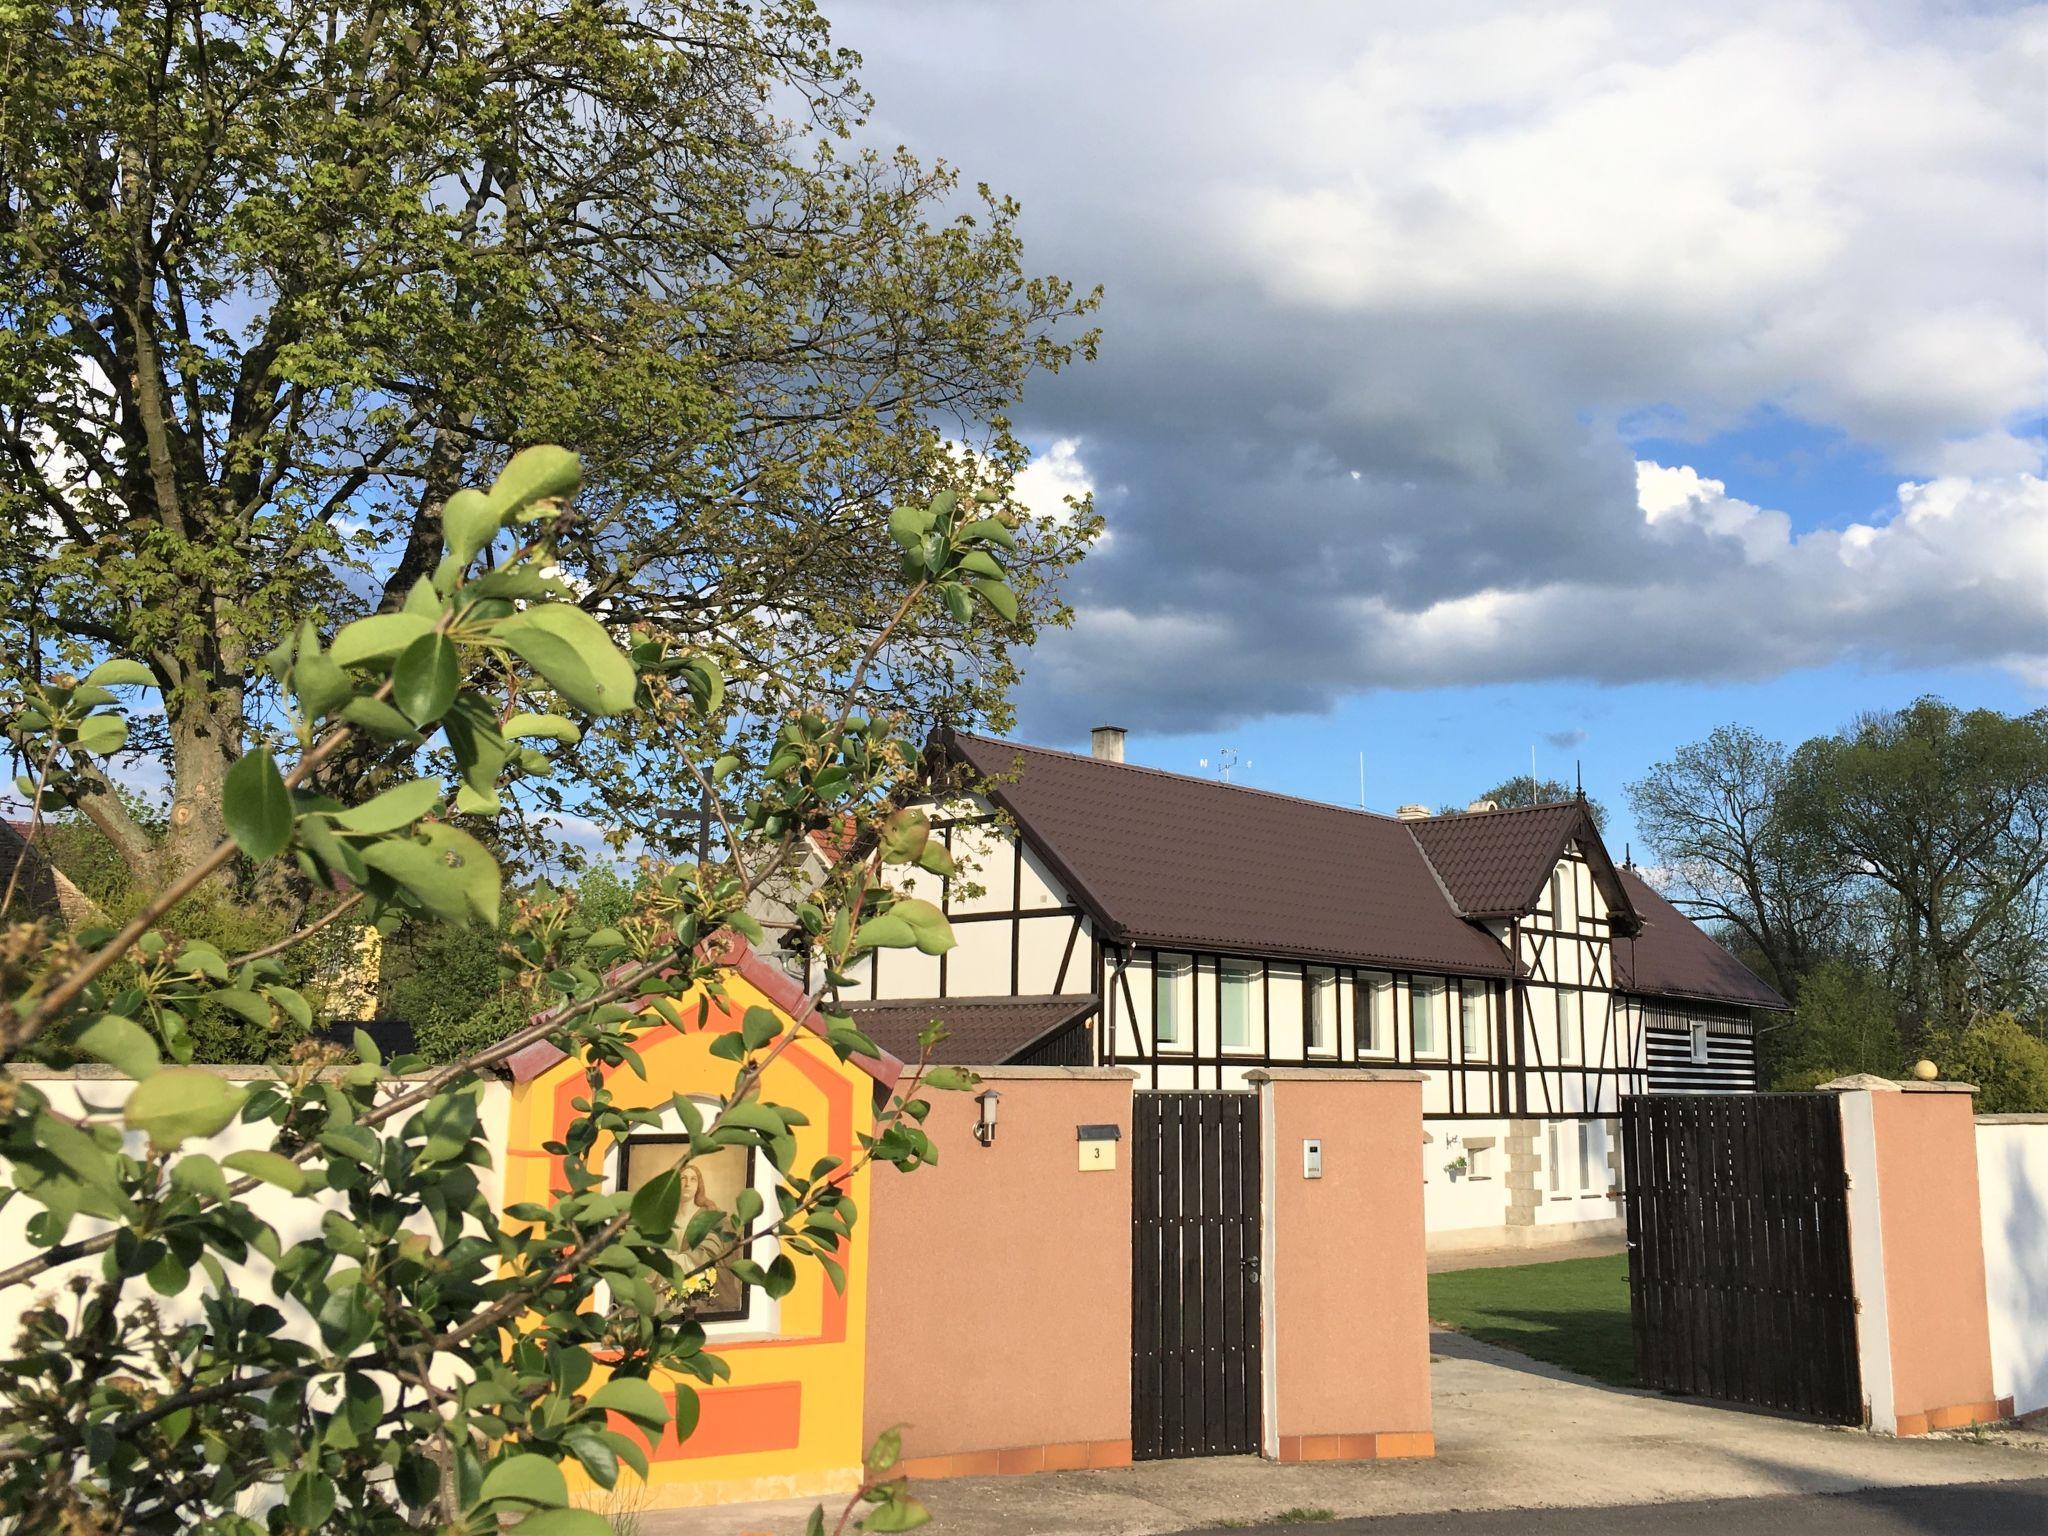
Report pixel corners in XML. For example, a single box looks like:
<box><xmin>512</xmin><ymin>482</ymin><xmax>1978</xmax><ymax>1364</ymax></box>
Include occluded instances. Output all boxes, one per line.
<box><xmin>949</xmin><ymin>730</ymin><xmax>1412</xmax><ymax>824</ymax></box>
<box><xmin>1423</xmin><ymin>799</ymin><xmax>1584</xmax><ymax>821</ymax></box>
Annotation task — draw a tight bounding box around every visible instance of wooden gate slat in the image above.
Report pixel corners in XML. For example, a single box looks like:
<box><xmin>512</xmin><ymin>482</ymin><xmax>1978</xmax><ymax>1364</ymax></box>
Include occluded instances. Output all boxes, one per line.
<box><xmin>1622</xmin><ymin>1091</ymin><xmax>1860</xmax><ymax>1424</ymax></box>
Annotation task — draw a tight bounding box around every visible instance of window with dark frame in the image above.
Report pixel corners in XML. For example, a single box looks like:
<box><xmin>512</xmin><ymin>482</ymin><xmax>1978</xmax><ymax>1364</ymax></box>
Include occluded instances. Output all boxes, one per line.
<box><xmin>1155</xmin><ymin>953</ymin><xmax>1191</xmax><ymax>1046</ymax></box>
<box><xmin>1220</xmin><ymin>958</ymin><xmax>1257</xmax><ymax>1049</ymax></box>
<box><xmin>1306</xmin><ymin>965</ymin><xmax>1337</xmax><ymax>1054</ymax></box>
<box><xmin>1359</xmin><ymin>970</ymin><xmax>1393</xmax><ymax>1056</ymax></box>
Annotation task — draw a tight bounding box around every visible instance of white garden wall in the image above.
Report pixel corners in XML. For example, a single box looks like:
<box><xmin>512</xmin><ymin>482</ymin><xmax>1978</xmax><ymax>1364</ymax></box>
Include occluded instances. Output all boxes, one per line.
<box><xmin>0</xmin><ymin>1067</ymin><xmax>514</xmax><ymax>1354</ymax></box>
<box><xmin>1975</xmin><ymin>1114</ymin><xmax>2048</xmax><ymax>1418</ymax></box>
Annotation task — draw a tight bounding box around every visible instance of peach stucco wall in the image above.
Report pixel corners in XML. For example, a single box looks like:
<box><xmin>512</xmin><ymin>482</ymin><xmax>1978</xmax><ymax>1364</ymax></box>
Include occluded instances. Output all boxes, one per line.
<box><xmin>1261</xmin><ymin>1073</ymin><xmax>1433</xmax><ymax>1453</ymax></box>
<box><xmin>864</xmin><ymin>1070</ymin><xmax>1136</xmax><ymax>1469</ymax></box>
<box><xmin>1869</xmin><ymin>1089</ymin><xmax>1999</xmax><ymax>1430</ymax></box>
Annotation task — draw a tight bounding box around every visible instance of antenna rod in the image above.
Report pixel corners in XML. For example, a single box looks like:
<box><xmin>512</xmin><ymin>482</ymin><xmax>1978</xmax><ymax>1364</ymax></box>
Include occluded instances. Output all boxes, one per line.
<box><xmin>1359</xmin><ymin>751</ymin><xmax>1366</xmax><ymax>809</ymax></box>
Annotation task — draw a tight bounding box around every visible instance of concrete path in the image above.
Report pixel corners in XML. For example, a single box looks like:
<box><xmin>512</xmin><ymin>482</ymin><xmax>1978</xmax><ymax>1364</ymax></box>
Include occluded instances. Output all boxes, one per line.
<box><xmin>648</xmin><ymin>1329</ymin><xmax>2046</xmax><ymax>1536</ymax></box>
<box><xmin>1188</xmin><ymin>1479</ymin><xmax>2048</xmax><ymax>1534</ymax></box>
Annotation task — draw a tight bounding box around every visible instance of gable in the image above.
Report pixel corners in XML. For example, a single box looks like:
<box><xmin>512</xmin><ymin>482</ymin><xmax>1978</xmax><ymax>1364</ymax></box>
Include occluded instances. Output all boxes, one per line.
<box><xmin>1408</xmin><ymin>801</ymin><xmax>1639</xmax><ymax>928</ymax></box>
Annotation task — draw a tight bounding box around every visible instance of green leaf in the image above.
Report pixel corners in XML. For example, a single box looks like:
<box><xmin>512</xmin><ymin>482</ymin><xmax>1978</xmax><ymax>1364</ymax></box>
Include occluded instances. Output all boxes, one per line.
<box><xmin>502</xmin><ymin>712</ymin><xmax>581</xmax><ymax>744</ymax></box>
<box><xmin>340</xmin><ymin>696</ymin><xmax>423</xmax><ymax>741</ymax></box>
<box><xmin>588</xmin><ymin>1376</ymin><xmax>671</xmax><ymax>1429</ymax></box>
<box><xmin>916</xmin><ymin>841</ymin><xmax>956</xmax><ymax>878</ymax></box>
<box><xmin>487</xmin><ymin>445</ymin><xmax>582</xmax><ymax>517</ymax></box>
<box><xmin>853</xmin><ymin>913</ymin><xmax>916</xmax><ymax>951</ymax></box>
<box><xmin>877</xmin><ymin>809</ymin><xmax>930</xmax><ymax>865</ymax></box>
<box><xmin>476</xmin><ymin>1452</ymin><xmax>568</xmax><ymax>1509</ymax></box>
<box><xmin>866</xmin><ymin>1425</ymin><xmax>903</xmax><ymax>1475</ymax></box>
<box><xmin>629</xmin><ymin>1168</ymin><xmax>681</xmax><ymax>1237</ymax></box>
<box><xmin>922</xmin><ymin>1065</ymin><xmax>981</xmax><ymax>1092</ymax></box>
<box><xmin>440</xmin><ymin>487</ymin><xmax>501</xmax><ymax>568</ymax></box>
<box><xmin>331</xmin><ymin>777</ymin><xmax>444</xmax><ymax>834</ymax></box>
<box><xmin>970</xmin><ymin>578</ymin><xmax>1019</xmax><ymax>623</ymax></box>
<box><xmin>420</xmin><ymin>821</ymin><xmax>501</xmax><ymax>926</ymax></box>
<box><xmin>862</xmin><ymin>1493</ymin><xmax>933</xmax><ymax>1532</ymax></box>
<box><xmin>887</xmin><ymin>504</ymin><xmax>930</xmax><ymax>552</ymax></box>
<box><xmin>72</xmin><ymin>714</ymin><xmax>128</xmax><ymax>755</ymax></box>
<box><xmin>360</xmin><ymin>838</ymin><xmax>467</xmax><ymax>925</ymax></box>
<box><xmin>66</xmin><ymin>1013</ymin><xmax>160</xmax><ymax>1078</ymax></box>
<box><xmin>392</xmin><ymin>632</ymin><xmax>459</xmax><ymax>725</ymax></box>
<box><xmin>294</xmin><ymin>644</ymin><xmax>352</xmax><ymax>721</ymax></box>
<box><xmin>330</xmin><ymin>611</ymin><xmax>435</xmax><ymax>666</ymax></box>
<box><xmin>892</xmin><ymin>898</ymin><xmax>955</xmax><ymax>956</ymax></box>
<box><xmin>168</xmin><ymin>1153</ymin><xmax>230</xmax><ymax>1203</ymax></box>
<box><xmin>285</xmin><ymin>1468</ymin><xmax>336</xmax><ymax>1528</ymax></box>
<box><xmin>82</xmin><ymin>658</ymin><xmax>156</xmax><ymax>688</ymax></box>
<box><xmin>222</xmin><ymin>1149</ymin><xmax>307</xmax><ymax>1194</ymax></box>
<box><xmin>493</xmin><ymin>604</ymin><xmax>638</xmax><ymax>716</ymax></box>
<box><xmin>124</xmin><ymin>1069</ymin><xmax>247</xmax><ymax>1150</ymax></box>
<box><xmin>222</xmin><ymin>747</ymin><xmax>293</xmax><ymax>860</ymax></box>
<box><xmin>957</xmin><ymin>516</ymin><xmax>1017</xmax><ymax>549</ymax></box>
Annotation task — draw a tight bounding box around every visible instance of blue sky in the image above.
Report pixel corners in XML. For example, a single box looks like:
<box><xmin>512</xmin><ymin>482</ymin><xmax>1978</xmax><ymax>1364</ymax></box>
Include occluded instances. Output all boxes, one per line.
<box><xmin>836</xmin><ymin>0</ymin><xmax>2047</xmax><ymax>865</ymax></box>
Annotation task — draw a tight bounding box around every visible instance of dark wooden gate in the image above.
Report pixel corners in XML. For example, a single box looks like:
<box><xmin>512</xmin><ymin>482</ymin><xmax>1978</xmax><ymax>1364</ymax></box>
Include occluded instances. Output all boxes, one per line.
<box><xmin>1131</xmin><ymin>1092</ymin><xmax>1263</xmax><ymax>1459</ymax></box>
<box><xmin>1621</xmin><ymin>1093</ymin><xmax>1862</xmax><ymax>1424</ymax></box>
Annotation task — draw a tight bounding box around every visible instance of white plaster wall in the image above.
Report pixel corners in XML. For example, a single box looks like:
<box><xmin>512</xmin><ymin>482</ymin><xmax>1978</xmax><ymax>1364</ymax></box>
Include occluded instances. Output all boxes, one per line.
<box><xmin>1975</xmin><ymin>1117</ymin><xmax>2048</xmax><ymax>1416</ymax></box>
<box><xmin>1423</xmin><ymin>1119</ymin><xmax>1514</xmax><ymax>1233</ymax></box>
<box><xmin>0</xmin><ymin>1072</ymin><xmax>514</xmax><ymax>1364</ymax></box>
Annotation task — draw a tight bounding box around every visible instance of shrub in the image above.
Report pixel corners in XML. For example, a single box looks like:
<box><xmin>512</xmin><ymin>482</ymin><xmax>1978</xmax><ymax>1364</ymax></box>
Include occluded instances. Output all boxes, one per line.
<box><xmin>1924</xmin><ymin>1013</ymin><xmax>2048</xmax><ymax>1114</ymax></box>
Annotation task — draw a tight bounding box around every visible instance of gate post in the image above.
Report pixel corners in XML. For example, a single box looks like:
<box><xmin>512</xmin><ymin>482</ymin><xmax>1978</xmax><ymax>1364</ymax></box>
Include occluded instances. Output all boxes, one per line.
<box><xmin>1247</xmin><ymin>1069</ymin><xmax>1434</xmax><ymax>1463</ymax></box>
<box><xmin>1825</xmin><ymin>1075</ymin><xmax>2005</xmax><ymax>1435</ymax></box>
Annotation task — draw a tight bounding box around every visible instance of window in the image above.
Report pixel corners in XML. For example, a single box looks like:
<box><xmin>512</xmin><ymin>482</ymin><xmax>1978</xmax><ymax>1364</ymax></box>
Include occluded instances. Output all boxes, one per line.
<box><xmin>1546</xmin><ymin>1121</ymin><xmax>1565</xmax><ymax>1195</ymax></box>
<box><xmin>1410</xmin><ymin>977</ymin><xmax>1445</xmax><ymax>1057</ymax></box>
<box><xmin>1548</xmin><ymin>867</ymin><xmax>1565</xmax><ymax>919</ymax></box>
<box><xmin>1154</xmin><ymin>953</ymin><xmax>1191</xmax><ymax>1046</ymax></box>
<box><xmin>1459</xmin><ymin>984</ymin><xmax>1488</xmax><ymax>1059</ymax></box>
<box><xmin>1690</xmin><ymin>1021</ymin><xmax>1710</xmax><ymax>1064</ymax></box>
<box><xmin>1359</xmin><ymin>971</ymin><xmax>1393</xmax><ymax>1055</ymax></box>
<box><xmin>1557</xmin><ymin>992</ymin><xmax>1581</xmax><ymax>1065</ymax></box>
<box><xmin>1577</xmin><ymin>1121</ymin><xmax>1597</xmax><ymax>1193</ymax></box>
<box><xmin>618</xmin><ymin>1131</ymin><xmax>772</xmax><ymax>1330</ymax></box>
<box><xmin>1220</xmin><ymin>959</ymin><xmax>1258</xmax><ymax>1049</ymax></box>
<box><xmin>1305</xmin><ymin>967</ymin><xmax>1337</xmax><ymax>1053</ymax></box>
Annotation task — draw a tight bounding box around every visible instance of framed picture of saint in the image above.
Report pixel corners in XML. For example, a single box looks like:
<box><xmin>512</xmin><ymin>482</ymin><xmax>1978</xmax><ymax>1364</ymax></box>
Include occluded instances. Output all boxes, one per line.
<box><xmin>616</xmin><ymin>1135</ymin><xmax>754</xmax><ymax>1323</ymax></box>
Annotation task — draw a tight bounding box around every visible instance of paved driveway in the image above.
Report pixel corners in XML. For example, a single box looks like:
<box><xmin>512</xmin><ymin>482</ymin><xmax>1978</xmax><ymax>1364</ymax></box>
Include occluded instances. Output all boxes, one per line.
<box><xmin>654</xmin><ymin>1328</ymin><xmax>2046</xmax><ymax>1535</ymax></box>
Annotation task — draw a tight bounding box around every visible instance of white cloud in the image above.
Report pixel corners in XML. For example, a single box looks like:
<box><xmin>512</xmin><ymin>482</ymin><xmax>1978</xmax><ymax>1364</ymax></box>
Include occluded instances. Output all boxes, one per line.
<box><xmin>1010</xmin><ymin>436</ymin><xmax>1097</xmax><ymax>528</ymax></box>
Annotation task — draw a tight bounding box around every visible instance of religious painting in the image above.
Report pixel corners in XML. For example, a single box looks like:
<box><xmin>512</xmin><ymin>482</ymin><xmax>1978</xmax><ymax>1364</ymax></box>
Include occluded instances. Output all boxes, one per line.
<box><xmin>619</xmin><ymin>1136</ymin><xmax>754</xmax><ymax>1322</ymax></box>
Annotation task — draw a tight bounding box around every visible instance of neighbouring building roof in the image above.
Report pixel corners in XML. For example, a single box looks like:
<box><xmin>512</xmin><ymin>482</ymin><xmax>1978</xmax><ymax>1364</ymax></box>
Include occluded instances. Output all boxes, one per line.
<box><xmin>1409</xmin><ymin>801</ymin><xmax>1638</xmax><ymax>925</ymax></box>
<box><xmin>937</xmin><ymin>730</ymin><xmax>1788</xmax><ymax>1012</ymax></box>
<box><xmin>844</xmin><ymin>994</ymin><xmax>1099</xmax><ymax>1066</ymax></box>
<box><xmin>1614</xmin><ymin>870</ymin><xmax>1790</xmax><ymax>1011</ymax></box>
<box><xmin>940</xmin><ymin>731</ymin><xmax>1515</xmax><ymax>977</ymax></box>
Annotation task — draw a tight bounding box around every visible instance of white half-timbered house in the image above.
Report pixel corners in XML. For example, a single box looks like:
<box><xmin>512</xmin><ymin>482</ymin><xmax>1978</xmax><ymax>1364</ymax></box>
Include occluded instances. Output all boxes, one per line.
<box><xmin>810</xmin><ymin>727</ymin><xmax>1787</xmax><ymax>1251</ymax></box>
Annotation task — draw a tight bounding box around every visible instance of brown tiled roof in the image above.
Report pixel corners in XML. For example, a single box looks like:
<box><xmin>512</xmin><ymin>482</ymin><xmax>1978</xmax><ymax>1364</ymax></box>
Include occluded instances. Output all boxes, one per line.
<box><xmin>1409</xmin><ymin>801</ymin><xmax>1638</xmax><ymax>926</ymax></box>
<box><xmin>1615</xmin><ymin>869</ymin><xmax>1790</xmax><ymax>1010</ymax></box>
<box><xmin>844</xmin><ymin>994</ymin><xmax>1099</xmax><ymax>1065</ymax></box>
<box><xmin>941</xmin><ymin>732</ymin><xmax>1513</xmax><ymax>977</ymax></box>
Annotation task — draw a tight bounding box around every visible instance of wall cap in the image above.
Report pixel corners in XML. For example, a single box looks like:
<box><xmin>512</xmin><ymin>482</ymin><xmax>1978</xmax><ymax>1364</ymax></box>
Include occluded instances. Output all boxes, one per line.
<box><xmin>956</xmin><ymin>1065</ymin><xmax>1138</xmax><ymax>1081</ymax></box>
<box><xmin>9</xmin><ymin>1063</ymin><xmax>450</xmax><ymax>1083</ymax></box>
<box><xmin>1817</xmin><ymin>1073</ymin><xmax>1976</xmax><ymax>1095</ymax></box>
<box><xmin>1976</xmin><ymin>1113</ymin><xmax>2048</xmax><ymax>1124</ymax></box>
<box><xmin>1243</xmin><ymin>1067</ymin><xmax>1426</xmax><ymax>1083</ymax></box>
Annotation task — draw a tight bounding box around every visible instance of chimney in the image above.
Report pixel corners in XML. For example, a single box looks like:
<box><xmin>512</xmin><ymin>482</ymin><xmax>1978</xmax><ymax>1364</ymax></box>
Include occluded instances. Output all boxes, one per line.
<box><xmin>1396</xmin><ymin>803</ymin><xmax>1433</xmax><ymax>821</ymax></box>
<box><xmin>1466</xmin><ymin>799</ymin><xmax>1500</xmax><ymax>813</ymax></box>
<box><xmin>1090</xmin><ymin>725</ymin><xmax>1126</xmax><ymax>763</ymax></box>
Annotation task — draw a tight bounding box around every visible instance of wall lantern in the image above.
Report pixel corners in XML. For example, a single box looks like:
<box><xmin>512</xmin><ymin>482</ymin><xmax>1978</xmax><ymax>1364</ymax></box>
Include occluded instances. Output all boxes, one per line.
<box><xmin>973</xmin><ymin>1088</ymin><xmax>1003</xmax><ymax>1147</ymax></box>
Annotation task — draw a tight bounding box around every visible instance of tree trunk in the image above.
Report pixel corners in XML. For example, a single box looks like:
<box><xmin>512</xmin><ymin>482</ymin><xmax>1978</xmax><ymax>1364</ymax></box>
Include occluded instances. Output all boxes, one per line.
<box><xmin>162</xmin><ymin>681</ymin><xmax>241</xmax><ymax>877</ymax></box>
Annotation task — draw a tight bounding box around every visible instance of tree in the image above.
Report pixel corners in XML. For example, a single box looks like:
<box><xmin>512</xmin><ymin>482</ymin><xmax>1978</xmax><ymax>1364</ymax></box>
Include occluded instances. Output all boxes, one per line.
<box><xmin>0</xmin><ymin>447</ymin><xmax>1008</xmax><ymax>1531</ymax></box>
<box><xmin>1783</xmin><ymin>699</ymin><xmax>2048</xmax><ymax>1031</ymax></box>
<box><xmin>1764</xmin><ymin>959</ymin><xmax>1905</xmax><ymax>1090</ymax></box>
<box><xmin>1626</xmin><ymin>725</ymin><xmax>1834</xmax><ymax>1001</ymax></box>
<box><xmin>0</xmin><ymin>0</ymin><xmax>1100</xmax><ymax>881</ymax></box>
<box><xmin>1923</xmin><ymin>1013</ymin><xmax>2048</xmax><ymax>1115</ymax></box>
<box><xmin>1455</xmin><ymin>775</ymin><xmax>1608</xmax><ymax>830</ymax></box>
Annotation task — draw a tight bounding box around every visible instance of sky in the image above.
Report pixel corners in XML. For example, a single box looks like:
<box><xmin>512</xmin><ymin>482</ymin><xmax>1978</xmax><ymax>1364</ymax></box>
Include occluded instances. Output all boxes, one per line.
<box><xmin>835</xmin><ymin>0</ymin><xmax>2048</xmax><ymax>856</ymax></box>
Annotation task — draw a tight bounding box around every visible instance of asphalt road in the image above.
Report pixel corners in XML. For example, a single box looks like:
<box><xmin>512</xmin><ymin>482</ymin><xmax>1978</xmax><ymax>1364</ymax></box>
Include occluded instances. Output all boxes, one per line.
<box><xmin>1184</xmin><ymin>1478</ymin><xmax>2048</xmax><ymax>1534</ymax></box>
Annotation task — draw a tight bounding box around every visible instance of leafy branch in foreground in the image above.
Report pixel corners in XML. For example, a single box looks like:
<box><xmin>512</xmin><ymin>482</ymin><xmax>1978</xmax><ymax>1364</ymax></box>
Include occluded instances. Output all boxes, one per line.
<box><xmin>0</xmin><ymin>447</ymin><xmax>1016</xmax><ymax>1533</ymax></box>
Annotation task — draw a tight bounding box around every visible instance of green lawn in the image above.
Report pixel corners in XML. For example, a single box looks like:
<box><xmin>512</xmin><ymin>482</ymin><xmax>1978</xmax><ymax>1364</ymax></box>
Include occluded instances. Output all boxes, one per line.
<box><xmin>1426</xmin><ymin>1253</ymin><xmax>1635</xmax><ymax>1387</ymax></box>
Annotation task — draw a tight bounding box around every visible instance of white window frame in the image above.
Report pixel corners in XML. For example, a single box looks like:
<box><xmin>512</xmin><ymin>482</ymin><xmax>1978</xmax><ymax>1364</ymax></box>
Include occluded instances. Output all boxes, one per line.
<box><xmin>1219</xmin><ymin>958</ymin><xmax>1259</xmax><ymax>1051</ymax></box>
<box><xmin>1410</xmin><ymin>976</ymin><xmax>1445</xmax><ymax>1058</ymax></box>
<box><xmin>1154</xmin><ymin>953</ymin><xmax>1191</xmax><ymax>1049</ymax></box>
<box><xmin>1557</xmin><ymin>990</ymin><xmax>1582</xmax><ymax>1066</ymax></box>
<box><xmin>1305</xmin><ymin>966</ymin><xmax>1337</xmax><ymax>1056</ymax></box>
<box><xmin>1358</xmin><ymin>970</ymin><xmax>1394</xmax><ymax>1057</ymax></box>
<box><xmin>1689</xmin><ymin>1021</ymin><xmax>1711</xmax><ymax>1064</ymax></box>
<box><xmin>1459</xmin><ymin>982</ymin><xmax>1489</xmax><ymax>1060</ymax></box>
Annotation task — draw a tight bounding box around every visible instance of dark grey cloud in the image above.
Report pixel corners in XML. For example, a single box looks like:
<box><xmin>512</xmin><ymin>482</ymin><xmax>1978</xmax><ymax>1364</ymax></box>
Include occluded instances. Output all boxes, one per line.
<box><xmin>837</xmin><ymin>0</ymin><xmax>2048</xmax><ymax>735</ymax></box>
